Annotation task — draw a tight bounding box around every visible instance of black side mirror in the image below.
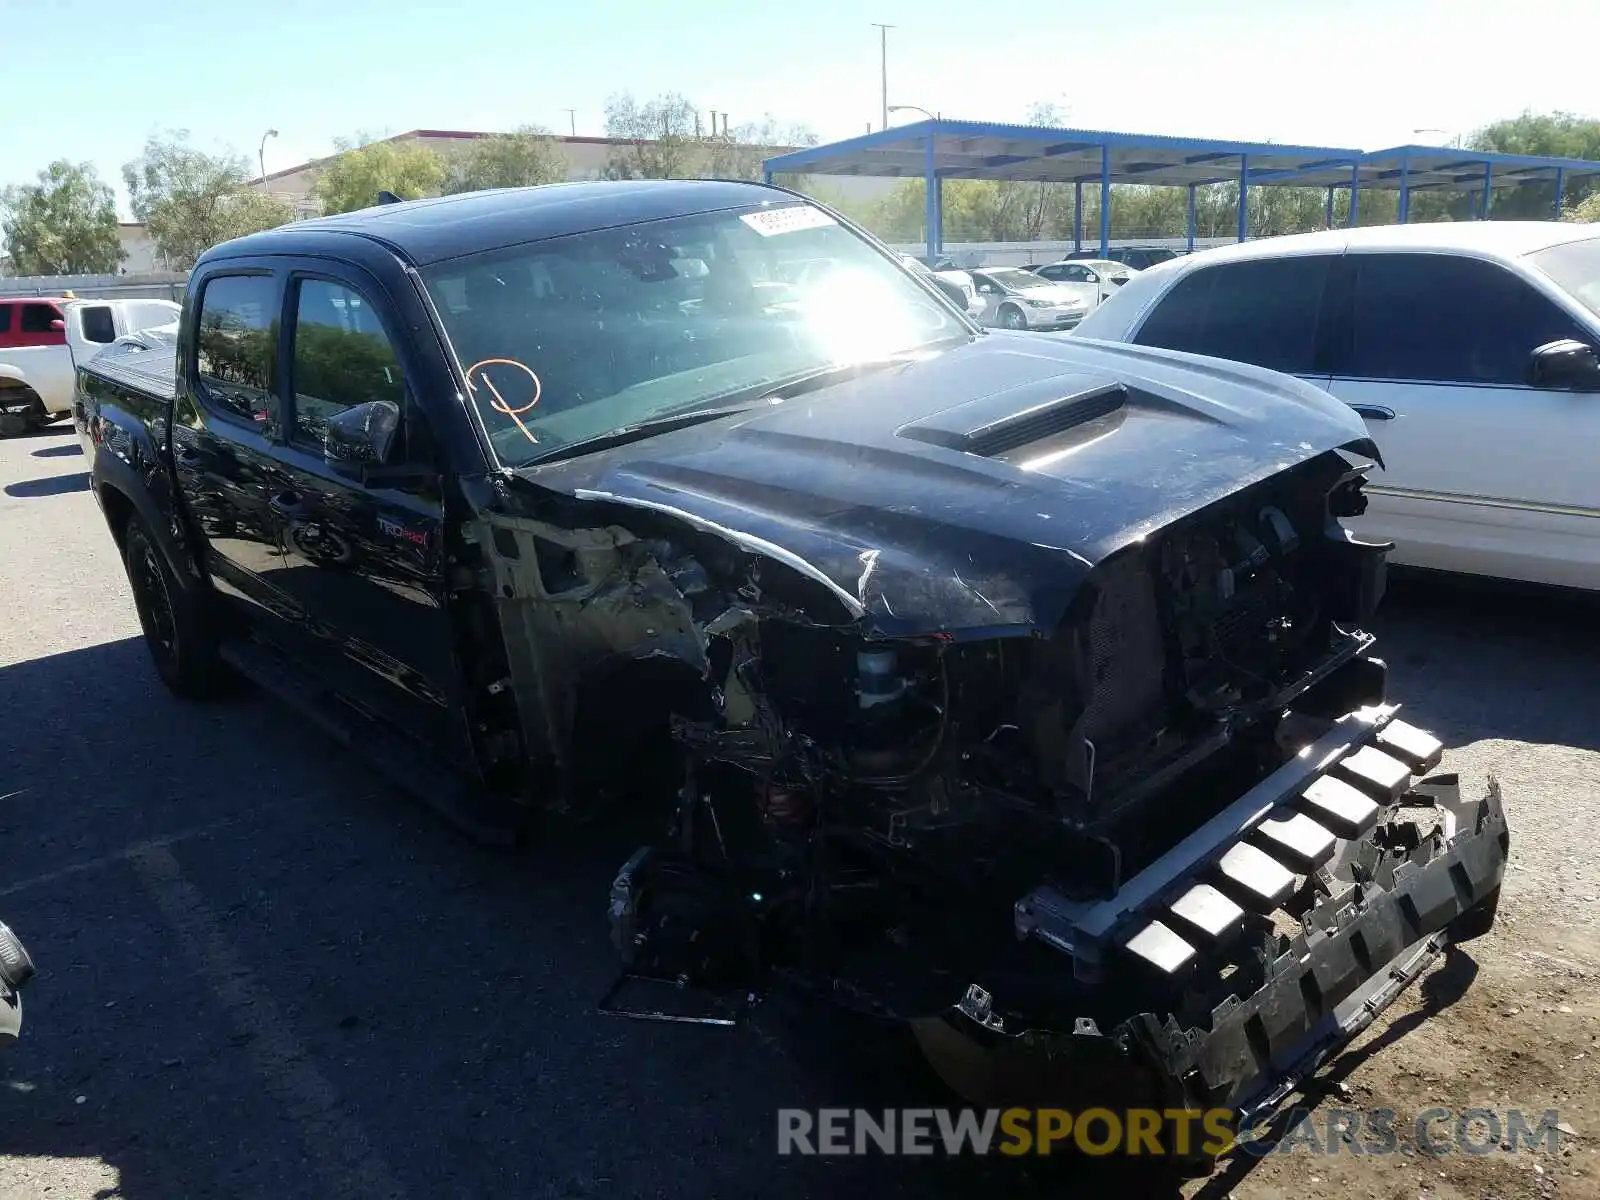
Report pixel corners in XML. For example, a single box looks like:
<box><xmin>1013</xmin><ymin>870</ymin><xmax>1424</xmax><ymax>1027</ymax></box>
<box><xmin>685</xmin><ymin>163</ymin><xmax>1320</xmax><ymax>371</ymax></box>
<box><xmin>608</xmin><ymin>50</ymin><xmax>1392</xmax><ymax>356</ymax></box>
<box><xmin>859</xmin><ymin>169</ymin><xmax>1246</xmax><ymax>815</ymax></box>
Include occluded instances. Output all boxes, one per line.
<box><xmin>1528</xmin><ymin>339</ymin><xmax>1600</xmax><ymax>390</ymax></box>
<box><xmin>324</xmin><ymin>400</ymin><xmax>400</xmax><ymax>479</ymax></box>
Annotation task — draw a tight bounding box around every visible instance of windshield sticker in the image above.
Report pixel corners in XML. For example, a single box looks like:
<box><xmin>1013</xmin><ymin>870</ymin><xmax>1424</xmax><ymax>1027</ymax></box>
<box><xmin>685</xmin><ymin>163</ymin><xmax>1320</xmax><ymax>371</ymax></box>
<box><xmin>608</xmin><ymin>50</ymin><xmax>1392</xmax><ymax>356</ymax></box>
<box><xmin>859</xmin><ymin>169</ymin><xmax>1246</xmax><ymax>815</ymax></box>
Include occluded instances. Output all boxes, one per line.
<box><xmin>465</xmin><ymin>358</ymin><xmax>542</xmax><ymax>445</ymax></box>
<box><xmin>740</xmin><ymin>207</ymin><xmax>837</xmax><ymax>238</ymax></box>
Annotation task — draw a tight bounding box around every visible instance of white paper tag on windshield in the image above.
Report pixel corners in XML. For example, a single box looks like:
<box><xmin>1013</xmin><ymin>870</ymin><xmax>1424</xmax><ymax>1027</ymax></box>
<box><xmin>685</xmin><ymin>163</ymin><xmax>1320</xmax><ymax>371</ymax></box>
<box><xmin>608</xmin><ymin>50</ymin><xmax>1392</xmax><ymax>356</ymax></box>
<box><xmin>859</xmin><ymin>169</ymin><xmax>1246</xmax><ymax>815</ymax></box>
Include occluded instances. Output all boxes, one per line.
<box><xmin>740</xmin><ymin>206</ymin><xmax>837</xmax><ymax>237</ymax></box>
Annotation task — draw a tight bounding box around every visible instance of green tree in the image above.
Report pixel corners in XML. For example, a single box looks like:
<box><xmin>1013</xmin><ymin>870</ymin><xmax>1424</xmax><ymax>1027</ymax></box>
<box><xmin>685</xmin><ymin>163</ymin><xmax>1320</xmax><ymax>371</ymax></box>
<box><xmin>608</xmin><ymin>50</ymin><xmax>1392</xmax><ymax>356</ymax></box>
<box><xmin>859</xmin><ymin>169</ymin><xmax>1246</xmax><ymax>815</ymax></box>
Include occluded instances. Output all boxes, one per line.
<box><xmin>312</xmin><ymin>136</ymin><xmax>447</xmax><ymax>214</ymax></box>
<box><xmin>603</xmin><ymin>93</ymin><xmax>817</xmax><ymax>181</ymax></box>
<box><xmin>1</xmin><ymin>160</ymin><xmax>124</xmax><ymax>275</ymax></box>
<box><xmin>1565</xmin><ymin>191</ymin><xmax>1600</xmax><ymax>222</ymax></box>
<box><xmin>1467</xmin><ymin>112</ymin><xmax>1600</xmax><ymax>218</ymax></box>
<box><xmin>124</xmin><ymin>132</ymin><xmax>294</xmax><ymax>269</ymax></box>
<box><xmin>603</xmin><ymin>93</ymin><xmax>701</xmax><ymax>178</ymax></box>
<box><xmin>446</xmin><ymin>127</ymin><xmax>568</xmax><ymax>193</ymax></box>
<box><xmin>704</xmin><ymin>114</ymin><xmax>818</xmax><ymax>181</ymax></box>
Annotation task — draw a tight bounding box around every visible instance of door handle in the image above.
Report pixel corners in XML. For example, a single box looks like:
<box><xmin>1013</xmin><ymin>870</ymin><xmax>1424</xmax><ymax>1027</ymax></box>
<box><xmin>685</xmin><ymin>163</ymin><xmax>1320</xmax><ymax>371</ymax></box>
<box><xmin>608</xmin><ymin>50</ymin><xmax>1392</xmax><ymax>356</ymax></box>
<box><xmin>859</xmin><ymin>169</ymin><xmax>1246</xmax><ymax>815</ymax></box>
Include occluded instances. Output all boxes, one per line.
<box><xmin>1350</xmin><ymin>403</ymin><xmax>1396</xmax><ymax>421</ymax></box>
<box><xmin>269</xmin><ymin>491</ymin><xmax>307</xmax><ymax>520</ymax></box>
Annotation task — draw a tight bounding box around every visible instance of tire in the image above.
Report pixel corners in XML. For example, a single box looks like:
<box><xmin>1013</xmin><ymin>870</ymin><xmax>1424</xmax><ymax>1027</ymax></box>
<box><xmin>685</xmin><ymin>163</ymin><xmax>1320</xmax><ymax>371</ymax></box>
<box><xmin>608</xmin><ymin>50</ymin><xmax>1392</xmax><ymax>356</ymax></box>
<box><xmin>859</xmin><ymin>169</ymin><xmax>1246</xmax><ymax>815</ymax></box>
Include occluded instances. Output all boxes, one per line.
<box><xmin>0</xmin><ymin>389</ymin><xmax>46</xmax><ymax>437</ymax></box>
<box><xmin>999</xmin><ymin>305</ymin><xmax>1028</xmax><ymax>330</ymax></box>
<box><xmin>123</xmin><ymin>516</ymin><xmax>230</xmax><ymax>698</ymax></box>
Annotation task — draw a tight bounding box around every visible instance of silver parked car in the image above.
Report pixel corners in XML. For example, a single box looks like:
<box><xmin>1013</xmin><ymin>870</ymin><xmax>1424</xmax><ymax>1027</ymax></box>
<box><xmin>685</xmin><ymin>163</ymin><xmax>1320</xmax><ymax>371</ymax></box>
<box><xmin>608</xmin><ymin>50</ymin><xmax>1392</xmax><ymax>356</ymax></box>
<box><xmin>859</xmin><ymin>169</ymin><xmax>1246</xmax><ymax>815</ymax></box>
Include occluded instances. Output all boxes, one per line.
<box><xmin>1028</xmin><ymin>259</ymin><xmax>1140</xmax><ymax>315</ymax></box>
<box><xmin>969</xmin><ymin>267</ymin><xmax>1088</xmax><ymax>331</ymax></box>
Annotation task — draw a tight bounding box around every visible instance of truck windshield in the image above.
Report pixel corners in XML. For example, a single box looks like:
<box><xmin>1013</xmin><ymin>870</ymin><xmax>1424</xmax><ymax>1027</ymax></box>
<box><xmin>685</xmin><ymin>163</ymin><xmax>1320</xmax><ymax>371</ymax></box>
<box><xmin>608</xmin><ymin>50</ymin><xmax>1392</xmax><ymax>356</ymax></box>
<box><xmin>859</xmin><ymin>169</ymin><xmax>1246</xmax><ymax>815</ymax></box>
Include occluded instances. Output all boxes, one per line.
<box><xmin>420</xmin><ymin>203</ymin><xmax>974</xmax><ymax>467</ymax></box>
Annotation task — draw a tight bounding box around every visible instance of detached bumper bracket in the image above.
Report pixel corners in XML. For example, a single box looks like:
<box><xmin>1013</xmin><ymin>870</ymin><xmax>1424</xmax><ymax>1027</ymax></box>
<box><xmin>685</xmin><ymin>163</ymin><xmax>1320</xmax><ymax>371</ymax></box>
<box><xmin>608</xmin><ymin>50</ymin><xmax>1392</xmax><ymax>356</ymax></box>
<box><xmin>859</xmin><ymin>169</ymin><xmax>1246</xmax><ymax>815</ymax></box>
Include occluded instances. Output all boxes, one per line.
<box><xmin>1146</xmin><ymin>779</ymin><xmax>1508</xmax><ymax>1115</ymax></box>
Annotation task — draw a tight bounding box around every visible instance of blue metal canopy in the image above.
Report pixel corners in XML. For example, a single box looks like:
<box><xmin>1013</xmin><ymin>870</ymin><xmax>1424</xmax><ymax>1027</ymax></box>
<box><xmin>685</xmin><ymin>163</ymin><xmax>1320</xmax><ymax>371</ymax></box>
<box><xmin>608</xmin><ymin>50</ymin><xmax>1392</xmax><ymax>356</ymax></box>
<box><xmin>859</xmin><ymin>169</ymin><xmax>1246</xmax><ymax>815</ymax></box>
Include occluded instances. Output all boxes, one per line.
<box><xmin>762</xmin><ymin>119</ymin><xmax>1600</xmax><ymax>258</ymax></box>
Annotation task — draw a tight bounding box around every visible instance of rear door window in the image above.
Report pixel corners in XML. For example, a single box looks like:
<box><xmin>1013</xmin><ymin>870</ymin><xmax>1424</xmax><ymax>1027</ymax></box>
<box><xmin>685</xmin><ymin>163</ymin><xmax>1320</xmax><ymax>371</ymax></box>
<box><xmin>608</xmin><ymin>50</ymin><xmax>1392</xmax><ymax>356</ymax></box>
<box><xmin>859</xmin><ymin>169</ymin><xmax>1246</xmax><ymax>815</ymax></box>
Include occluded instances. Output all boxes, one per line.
<box><xmin>1134</xmin><ymin>255</ymin><xmax>1333</xmax><ymax>375</ymax></box>
<box><xmin>79</xmin><ymin>306</ymin><xmax>117</xmax><ymax>344</ymax></box>
<box><xmin>1345</xmin><ymin>253</ymin><xmax>1590</xmax><ymax>385</ymax></box>
<box><xmin>0</xmin><ymin>306</ymin><xmax>11</xmax><ymax>335</ymax></box>
<box><xmin>195</xmin><ymin>273</ymin><xmax>278</xmax><ymax>427</ymax></box>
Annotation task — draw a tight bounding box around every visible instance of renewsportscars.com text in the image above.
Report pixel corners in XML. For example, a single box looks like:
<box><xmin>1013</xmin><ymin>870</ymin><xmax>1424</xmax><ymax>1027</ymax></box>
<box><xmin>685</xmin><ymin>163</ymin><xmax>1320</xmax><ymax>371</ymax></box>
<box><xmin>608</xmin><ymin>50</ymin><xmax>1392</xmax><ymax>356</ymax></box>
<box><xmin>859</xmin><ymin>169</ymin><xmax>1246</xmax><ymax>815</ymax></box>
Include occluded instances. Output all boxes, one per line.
<box><xmin>776</xmin><ymin>1107</ymin><xmax>1569</xmax><ymax>1158</ymax></box>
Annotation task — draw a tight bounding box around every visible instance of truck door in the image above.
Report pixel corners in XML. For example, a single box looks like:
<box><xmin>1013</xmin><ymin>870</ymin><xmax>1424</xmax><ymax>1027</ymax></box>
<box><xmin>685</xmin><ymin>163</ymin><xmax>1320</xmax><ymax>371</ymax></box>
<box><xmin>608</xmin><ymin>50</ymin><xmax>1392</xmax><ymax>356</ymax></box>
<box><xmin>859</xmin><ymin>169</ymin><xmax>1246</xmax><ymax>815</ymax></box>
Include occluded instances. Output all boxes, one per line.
<box><xmin>255</xmin><ymin>269</ymin><xmax>462</xmax><ymax>760</ymax></box>
<box><xmin>170</xmin><ymin>269</ymin><xmax>300</xmax><ymax>631</ymax></box>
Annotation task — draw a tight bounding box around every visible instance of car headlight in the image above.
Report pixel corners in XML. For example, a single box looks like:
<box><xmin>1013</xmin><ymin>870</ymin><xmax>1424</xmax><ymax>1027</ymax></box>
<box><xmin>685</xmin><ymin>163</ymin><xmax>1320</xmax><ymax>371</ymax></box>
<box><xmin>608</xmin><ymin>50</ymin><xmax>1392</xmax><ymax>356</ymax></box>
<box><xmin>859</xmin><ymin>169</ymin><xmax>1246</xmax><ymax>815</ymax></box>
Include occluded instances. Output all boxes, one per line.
<box><xmin>1024</xmin><ymin>297</ymin><xmax>1053</xmax><ymax>308</ymax></box>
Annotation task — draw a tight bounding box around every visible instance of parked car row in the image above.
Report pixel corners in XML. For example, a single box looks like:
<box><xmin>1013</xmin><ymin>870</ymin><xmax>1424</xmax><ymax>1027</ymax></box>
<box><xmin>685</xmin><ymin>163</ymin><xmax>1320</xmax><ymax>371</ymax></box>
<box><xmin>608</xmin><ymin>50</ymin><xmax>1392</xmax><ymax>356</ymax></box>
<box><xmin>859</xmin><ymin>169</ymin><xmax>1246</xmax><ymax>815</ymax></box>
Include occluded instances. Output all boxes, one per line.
<box><xmin>1063</xmin><ymin>244</ymin><xmax>1186</xmax><ymax>271</ymax></box>
<box><xmin>1075</xmin><ymin>222</ymin><xmax>1600</xmax><ymax>592</ymax></box>
<box><xmin>896</xmin><ymin>248</ymin><xmax>1187</xmax><ymax>330</ymax></box>
<box><xmin>0</xmin><ymin>295</ymin><xmax>180</xmax><ymax>435</ymax></box>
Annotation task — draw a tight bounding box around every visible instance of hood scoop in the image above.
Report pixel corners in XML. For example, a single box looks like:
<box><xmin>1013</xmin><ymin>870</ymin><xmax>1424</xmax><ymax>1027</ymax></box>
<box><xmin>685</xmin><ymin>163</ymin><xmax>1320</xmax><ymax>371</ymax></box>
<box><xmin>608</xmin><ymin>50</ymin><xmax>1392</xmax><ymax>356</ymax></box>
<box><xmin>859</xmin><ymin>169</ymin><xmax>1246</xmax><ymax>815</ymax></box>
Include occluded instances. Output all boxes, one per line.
<box><xmin>897</xmin><ymin>372</ymin><xmax>1128</xmax><ymax>458</ymax></box>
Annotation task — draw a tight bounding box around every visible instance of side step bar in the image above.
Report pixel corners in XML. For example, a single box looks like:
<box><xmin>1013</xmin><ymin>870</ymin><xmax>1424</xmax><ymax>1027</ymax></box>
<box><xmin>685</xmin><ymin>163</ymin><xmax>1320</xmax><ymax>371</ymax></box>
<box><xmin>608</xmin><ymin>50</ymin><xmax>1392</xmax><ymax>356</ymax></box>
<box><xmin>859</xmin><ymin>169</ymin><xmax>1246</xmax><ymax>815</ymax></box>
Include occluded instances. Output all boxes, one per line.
<box><xmin>219</xmin><ymin>638</ymin><xmax>521</xmax><ymax>848</ymax></box>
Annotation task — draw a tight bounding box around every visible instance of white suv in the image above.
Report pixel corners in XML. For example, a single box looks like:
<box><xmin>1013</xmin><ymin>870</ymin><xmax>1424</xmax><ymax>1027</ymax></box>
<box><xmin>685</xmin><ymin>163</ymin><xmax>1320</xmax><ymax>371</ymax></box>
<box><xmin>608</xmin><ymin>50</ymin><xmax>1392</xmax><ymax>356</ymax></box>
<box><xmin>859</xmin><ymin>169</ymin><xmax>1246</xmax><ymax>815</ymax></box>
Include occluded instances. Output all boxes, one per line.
<box><xmin>1074</xmin><ymin>223</ymin><xmax>1600</xmax><ymax>591</ymax></box>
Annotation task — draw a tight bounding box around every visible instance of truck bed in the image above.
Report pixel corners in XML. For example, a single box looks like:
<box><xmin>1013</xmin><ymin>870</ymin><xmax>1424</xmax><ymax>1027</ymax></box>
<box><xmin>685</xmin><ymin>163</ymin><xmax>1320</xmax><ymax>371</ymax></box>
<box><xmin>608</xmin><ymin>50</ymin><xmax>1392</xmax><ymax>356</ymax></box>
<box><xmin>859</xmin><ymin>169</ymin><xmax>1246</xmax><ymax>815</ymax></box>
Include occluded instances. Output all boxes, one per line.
<box><xmin>77</xmin><ymin>326</ymin><xmax>179</xmax><ymax>401</ymax></box>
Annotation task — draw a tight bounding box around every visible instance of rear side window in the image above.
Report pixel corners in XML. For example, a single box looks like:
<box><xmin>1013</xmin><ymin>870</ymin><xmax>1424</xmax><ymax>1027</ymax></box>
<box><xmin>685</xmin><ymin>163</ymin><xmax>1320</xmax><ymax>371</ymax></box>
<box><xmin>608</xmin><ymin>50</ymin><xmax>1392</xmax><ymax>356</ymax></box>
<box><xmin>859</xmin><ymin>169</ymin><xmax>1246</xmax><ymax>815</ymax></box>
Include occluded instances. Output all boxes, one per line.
<box><xmin>0</xmin><ymin>306</ymin><xmax>11</xmax><ymax>333</ymax></box>
<box><xmin>1346</xmin><ymin>254</ymin><xmax>1590</xmax><ymax>385</ymax></box>
<box><xmin>20</xmin><ymin>303</ymin><xmax>62</xmax><ymax>334</ymax></box>
<box><xmin>195</xmin><ymin>274</ymin><xmax>277</xmax><ymax>426</ymax></box>
<box><xmin>289</xmin><ymin>278</ymin><xmax>407</xmax><ymax>449</ymax></box>
<box><xmin>79</xmin><ymin>306</ymin><xmax>116</xmax><ymax>344</ymax></box>
<box><xmin>1134</xmin><ymin>256</ymin><xmax>1332</xmax><ymax>375</ymax></box>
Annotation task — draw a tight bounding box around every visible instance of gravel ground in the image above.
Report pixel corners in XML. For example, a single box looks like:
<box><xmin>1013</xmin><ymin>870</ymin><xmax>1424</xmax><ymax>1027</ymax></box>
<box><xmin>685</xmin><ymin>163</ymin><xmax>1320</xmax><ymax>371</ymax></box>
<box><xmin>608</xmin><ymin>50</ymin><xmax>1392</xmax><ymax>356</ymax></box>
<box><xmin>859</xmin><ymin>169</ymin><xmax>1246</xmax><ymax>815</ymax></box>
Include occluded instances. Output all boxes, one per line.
<box><xmin>0</xmin><ymin>425</ymin><xmax>1595</xmax><ymax>1199</ymax></box>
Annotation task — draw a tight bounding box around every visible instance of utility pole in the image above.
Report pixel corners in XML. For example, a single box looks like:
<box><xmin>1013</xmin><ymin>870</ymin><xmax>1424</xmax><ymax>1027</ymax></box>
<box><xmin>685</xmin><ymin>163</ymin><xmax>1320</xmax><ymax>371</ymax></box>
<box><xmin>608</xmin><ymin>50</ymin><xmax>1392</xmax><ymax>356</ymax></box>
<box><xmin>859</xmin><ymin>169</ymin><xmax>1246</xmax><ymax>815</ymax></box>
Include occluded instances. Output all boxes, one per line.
<box><xmin>871</xmin><ymin>23</ymin><xmax>893</xmax><ymax>134</ymax></box>
<box><xmin>563</xmin><ymin>108</ymin><xmax>577</xmax><ymax>136</ymax></box>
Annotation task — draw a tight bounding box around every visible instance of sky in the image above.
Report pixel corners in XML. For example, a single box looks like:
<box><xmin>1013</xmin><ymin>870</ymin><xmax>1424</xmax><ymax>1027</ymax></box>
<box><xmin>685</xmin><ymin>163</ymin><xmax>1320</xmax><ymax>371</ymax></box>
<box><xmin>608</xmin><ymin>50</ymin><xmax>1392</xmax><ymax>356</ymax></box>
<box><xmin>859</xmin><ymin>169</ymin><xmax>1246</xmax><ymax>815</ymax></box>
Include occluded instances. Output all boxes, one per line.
<box><xmin>4</xmin><ymin>0</ymin><xmax>1598</xmax><ymax>217</ymax></box>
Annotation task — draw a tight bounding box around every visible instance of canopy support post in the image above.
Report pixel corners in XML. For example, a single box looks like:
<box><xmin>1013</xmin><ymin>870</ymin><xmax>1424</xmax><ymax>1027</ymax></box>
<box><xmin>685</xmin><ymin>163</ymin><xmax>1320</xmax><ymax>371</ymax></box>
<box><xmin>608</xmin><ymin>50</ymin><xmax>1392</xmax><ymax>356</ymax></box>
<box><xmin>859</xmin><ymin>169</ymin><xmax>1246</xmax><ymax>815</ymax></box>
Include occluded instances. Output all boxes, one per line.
<box><xmin>1098</xmin><ymin>146</ymin><xmax>1111</xmax><ymax>255</ymax></box>
<box><xmin>1237</xmin><ymin>155</ymin><xmax>1249</xmax><ymax>241</ymax></box>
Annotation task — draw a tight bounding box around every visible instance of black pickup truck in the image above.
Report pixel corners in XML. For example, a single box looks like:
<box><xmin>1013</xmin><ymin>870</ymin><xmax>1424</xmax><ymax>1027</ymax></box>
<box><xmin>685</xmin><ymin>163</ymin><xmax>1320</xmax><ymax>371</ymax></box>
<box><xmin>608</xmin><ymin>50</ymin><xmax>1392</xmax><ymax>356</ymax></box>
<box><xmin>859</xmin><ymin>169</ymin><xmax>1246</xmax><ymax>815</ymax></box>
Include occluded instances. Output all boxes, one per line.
<box><xmin>74</xmin><ymin>180</ymin><xmax>1507</xmax><ymax>1154</ymax></box>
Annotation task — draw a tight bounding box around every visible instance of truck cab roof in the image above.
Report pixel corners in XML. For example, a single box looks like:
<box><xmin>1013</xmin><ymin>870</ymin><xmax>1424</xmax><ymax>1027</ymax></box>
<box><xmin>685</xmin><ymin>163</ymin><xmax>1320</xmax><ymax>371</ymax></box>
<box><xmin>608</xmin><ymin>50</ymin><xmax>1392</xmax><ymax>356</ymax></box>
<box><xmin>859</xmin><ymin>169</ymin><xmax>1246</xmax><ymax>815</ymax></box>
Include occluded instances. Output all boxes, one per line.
<box><xmin>206</xmin><ymin>179</ymin><xmax>793</xmax><ymax>269</ymax></box>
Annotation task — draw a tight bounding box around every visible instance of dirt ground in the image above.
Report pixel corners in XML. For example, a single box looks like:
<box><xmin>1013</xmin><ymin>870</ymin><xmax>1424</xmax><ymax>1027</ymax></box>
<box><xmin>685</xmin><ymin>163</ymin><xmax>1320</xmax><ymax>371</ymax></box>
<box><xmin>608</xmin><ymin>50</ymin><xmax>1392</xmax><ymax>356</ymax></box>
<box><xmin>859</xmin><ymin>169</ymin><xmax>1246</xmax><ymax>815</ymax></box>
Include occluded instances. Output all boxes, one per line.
<box><xmin>1186</xmin><ymin>926</ymin><xmax>1598</xmax><ymax>1200</ymax></box>
<box><xmin>1184</xmin><ymin>575</ymin><xmax>1600</xmax><ymax>1200</ymax></box>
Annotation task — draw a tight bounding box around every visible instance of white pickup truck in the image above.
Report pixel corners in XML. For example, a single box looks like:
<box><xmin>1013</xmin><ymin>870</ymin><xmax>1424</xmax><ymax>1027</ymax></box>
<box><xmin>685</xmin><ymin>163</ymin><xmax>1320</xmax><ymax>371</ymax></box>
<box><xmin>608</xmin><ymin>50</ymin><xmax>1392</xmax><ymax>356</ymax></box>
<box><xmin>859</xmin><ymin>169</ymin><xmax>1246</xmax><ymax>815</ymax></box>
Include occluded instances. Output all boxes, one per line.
<box><xmin>0</xmin><ymin>295</ymin><xmax>180</xmax><ymax>435</ymax></box>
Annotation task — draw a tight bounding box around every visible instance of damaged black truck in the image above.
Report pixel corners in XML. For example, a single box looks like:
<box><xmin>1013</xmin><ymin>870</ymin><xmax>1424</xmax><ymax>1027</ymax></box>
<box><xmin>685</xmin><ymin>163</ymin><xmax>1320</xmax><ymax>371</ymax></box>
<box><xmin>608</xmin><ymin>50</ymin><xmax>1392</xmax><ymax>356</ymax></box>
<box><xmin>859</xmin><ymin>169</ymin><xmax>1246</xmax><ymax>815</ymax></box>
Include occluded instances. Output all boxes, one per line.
<box><xmin>74</xmin><ymin>180</ymin><xmax>1507</xmax><ymax>1160</ymax></box>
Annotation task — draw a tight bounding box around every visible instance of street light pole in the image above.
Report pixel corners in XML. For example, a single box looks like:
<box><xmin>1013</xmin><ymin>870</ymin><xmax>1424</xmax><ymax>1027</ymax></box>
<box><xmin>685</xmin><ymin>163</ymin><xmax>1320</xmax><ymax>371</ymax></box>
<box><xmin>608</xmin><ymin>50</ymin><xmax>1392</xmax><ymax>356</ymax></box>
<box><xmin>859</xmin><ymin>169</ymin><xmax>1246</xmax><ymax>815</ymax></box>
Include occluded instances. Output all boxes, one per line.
<box><xmin>258</xmin><ymin>128</ymin><xmax>279</xmax><ymax>179</ymax></box>
<box><xmin>871</xmin><ymin>23</ymin><xmax>893</xmax><ymax>132</ymax></box>
<box><xmin>889</xmin><ymin>105</ymin><xmax>936</xmax><ymax>123</ymax></box>
<box><xmin>563</xmin><ymin>108</ymin><xmax>577</xmax><ymax>137</ymax></box>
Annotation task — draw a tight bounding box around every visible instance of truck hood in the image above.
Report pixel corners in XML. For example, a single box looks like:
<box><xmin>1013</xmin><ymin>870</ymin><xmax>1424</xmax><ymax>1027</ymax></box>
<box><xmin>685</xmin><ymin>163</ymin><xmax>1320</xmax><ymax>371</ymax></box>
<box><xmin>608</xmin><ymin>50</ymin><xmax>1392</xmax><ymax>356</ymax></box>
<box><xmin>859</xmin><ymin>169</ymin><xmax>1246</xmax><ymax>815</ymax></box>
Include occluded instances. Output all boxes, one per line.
<box><xmin>513</xmin><ymin>332</ymin><xmax>1377</xmax><ymax>636</ymax></box>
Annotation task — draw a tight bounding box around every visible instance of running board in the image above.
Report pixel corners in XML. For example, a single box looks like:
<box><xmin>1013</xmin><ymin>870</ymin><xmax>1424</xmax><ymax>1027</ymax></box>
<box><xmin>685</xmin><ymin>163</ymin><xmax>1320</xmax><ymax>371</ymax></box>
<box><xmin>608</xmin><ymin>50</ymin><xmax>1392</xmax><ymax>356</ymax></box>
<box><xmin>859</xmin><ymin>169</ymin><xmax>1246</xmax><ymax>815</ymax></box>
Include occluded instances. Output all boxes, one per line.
<box><xmin>218</xmin><ymin>638</ymin><xmax>521</xmax><ymax>848</ymax></box>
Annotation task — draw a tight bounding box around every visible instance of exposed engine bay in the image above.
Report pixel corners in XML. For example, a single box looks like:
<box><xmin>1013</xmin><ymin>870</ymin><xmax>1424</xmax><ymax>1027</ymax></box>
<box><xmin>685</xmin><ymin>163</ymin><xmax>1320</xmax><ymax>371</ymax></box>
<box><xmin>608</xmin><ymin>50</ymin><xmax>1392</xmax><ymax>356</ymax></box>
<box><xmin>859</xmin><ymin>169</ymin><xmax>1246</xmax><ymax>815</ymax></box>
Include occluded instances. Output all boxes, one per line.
<box><xmin>467</xmin><ymin>446</ymin><xmax>1505</xmax><ymax>1142</ymax></box>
